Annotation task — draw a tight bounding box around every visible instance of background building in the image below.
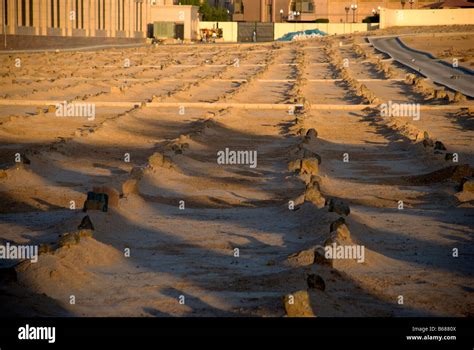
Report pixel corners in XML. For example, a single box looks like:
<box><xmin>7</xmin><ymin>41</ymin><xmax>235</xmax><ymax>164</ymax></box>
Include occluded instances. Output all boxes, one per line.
<box><xmin>151</xmin><ymin>0</ymin><xmax>200</xmax><ymax>40</ymax></box>
<box><xmin>0</xmin><ymin>0</ymin><xmax>151</xmax><ymax>38</ymax></box>
<box><xmin>0</xmin><ymin>0</ymin><xmax>202</xmax><ymax>49</ymax></box>
<box><xmin>232</xmin><ymin>0</ymin><xmax>443</xmax><ymax>23</ymax></box>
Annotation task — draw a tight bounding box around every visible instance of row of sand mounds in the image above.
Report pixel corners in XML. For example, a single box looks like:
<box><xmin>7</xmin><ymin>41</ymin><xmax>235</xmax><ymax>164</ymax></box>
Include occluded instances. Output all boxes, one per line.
<box><xmin>399</xmin><ymin>164</ymin><xmax>474</xmax><ymax>186</ymax></box>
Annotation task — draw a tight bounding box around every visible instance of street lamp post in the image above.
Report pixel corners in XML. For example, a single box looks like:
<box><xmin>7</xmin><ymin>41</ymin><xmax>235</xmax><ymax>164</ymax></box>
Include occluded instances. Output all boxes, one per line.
<box><xmin>280</xmin><ymin>9</ymin><xmax>284</xmax><ymax>22</ymax></box>
<box><xmin>345</xmin><ymin>6</ymin><xmax>350</xmax><ymax>23</ymax></box>
<box><xmin>350</xmin><ymin>4</ymin><xmax>358</xmax><ymax>23</ymax></box>
<box><xmin>372</xmin><ymin>6</ymin><xmax>381</xmax><ymax>15</ymax></box>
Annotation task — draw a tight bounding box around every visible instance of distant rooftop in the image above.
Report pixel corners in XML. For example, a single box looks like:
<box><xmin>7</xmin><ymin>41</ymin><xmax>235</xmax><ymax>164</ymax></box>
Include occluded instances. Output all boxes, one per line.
<box><xmin>422</xmin><ymin>0</ymin><xmax>474</xmax><ymax>8</ymax></box>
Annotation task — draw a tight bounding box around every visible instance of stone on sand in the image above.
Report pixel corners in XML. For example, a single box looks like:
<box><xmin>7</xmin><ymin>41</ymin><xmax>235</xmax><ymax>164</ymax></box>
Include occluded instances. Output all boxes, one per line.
<box><xmin>283</xmin><ymin>290</ymin><xmax>315</xmax><ymax>317</ymax></box>
<box><xmin>328</xmin><ymin>199</ymin><xmax>350</xmax><ymax>216</ymax></box>
<box><xmin>300</xmin><ymin>158</ymin><xmax>319</xmax><ymax>176</ymax></box>
<box><xmin>434</xmin><ymin>141</ymin><xmax>447</xmax><ymax>151</ymax></box>
<box><xmin>93</xmin><ymin>186</ymin><xmax>120</xmax><ymax>208</ymax></box>
<box><xmin>58</xmin><ymin>232</ymin><xmax>80</xmax><ymax>248</ymax></box>
<box><xmin>122</xmin><ymin>179</ymin><xmax>139</xmax><ymax>196</ymax></box>
<box><xmin>461</xmin><ymin>177</ymin><xmax>474</xmax><ymax>192</ymax></box>
<box><xmin>423</xmin><ymin>138</ymin><xmax>434</xmax><ymax>148</ymax></box>
<box><xmin>287</xmin><ymin>248</ymin><xmax>315</xmax><ymax>267</ymax></box>
<box><xmin>288</xmin><ymin>159</ymin><xmax>301</xmax><ymax>172</ymax></box>
<box><xmin>330</xmin><ymin>218</ymin><xmax>351</xmax><ymax>240</ymax></box>
<box><xmin>307</xmin><ymin>274</ymin><xmax>326</xmax><ymax>291</ymax></box>
<box><xmin>38</xmin><ymin>244</ymin><xmax>54</xmax><ymax>255</ymax></box>
<box><xmin>305</xmin><ymin>128</ymin><xmax>318</xmax><ymax>140</ymax></box>
<box><xmin>130</xmin><ymin>166</ymin><xmax>144</xmax><ymax>180</ymax></box>
<box><xmin>78</xmin><ymin>215</ymin><xmax>94</xmax><ymax>231</ymax></box>
<box><xmin>148</xmin><ymin>152</ymin><xmax>174</xmax><ymax>170</ymax></box>
<box><xmin>304</xmin><ymin>185</ymin><xmax>326</xmax><ymax>209</ymax></box>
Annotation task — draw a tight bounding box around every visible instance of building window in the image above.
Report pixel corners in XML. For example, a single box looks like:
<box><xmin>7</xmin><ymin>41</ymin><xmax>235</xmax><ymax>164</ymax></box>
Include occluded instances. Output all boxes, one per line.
<box><xmin>135</xmin><ymin>1</ymin><xmax>138</xmax><ymax>31</ymax></box>
<box><xmin>117</xmin><ymin>0</ymin><xmax>120</xmax><ymax>30</ymax></box>
<box><xmin>4</xmin><ymin>0</ymin><xmax>8</xmax><ymax>25</ymax></box>
<box><xmin>50</xmin><ymin>0</ymin><xmax>53</xmax><ymax>27</ymax></box>
<box><xmin>98</xmin><ymin>0</ymin><xmax>106</xmax><ymax>30</ymax></box>
<box><xmin>122</xmin><ymin>0</ymin><xmax>125</xmax><ymax>30</ymax></box>
<box><xmin>75</xmin><ymin>0</ymin><xmax>78</xmax><ymax>28</ymax></box>
<box><xmin>73</xmin><ymin>0</ymin><xmax>84</xmax><ymax>29</ymax></box>
<box><xmin>20</xmin><ymin>0</ymin><xmax>26</xmax><ymax>26</ymax></box>
<box><xmin>28</xmin><ymin>0</ymin><xmax>33</xmax><ymax>26</ymax></box>
<box><xmin>81</xmin><ymin>0</ymin><xmax>84</xmax><ymax>29</ymax></box>
<box><xmin>234</xmin><ymin>0</ymin><xmax>244</xmax><ymax>14</ymax></box>
<box><xmin>290</xmin><ymin>0</ymin><xmax>314</xmax><ymax>13</ymax></box>
<box><xmin>97</xmin><ymin>0</ymin><xmax>101</xmax><ymax>29</ymax></box>
<box><xmin>56</xmin><ymin>0</ymin><xmax>60</xmax><ymax>28</ymax></box>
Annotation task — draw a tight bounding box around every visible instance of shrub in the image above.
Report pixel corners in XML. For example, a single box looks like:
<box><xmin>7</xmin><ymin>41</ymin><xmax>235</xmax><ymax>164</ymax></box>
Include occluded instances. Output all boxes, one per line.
<box><xmin>362</xmin><ymin>15</ymin><xmax>379</xmax><ymax>23</ymax></box>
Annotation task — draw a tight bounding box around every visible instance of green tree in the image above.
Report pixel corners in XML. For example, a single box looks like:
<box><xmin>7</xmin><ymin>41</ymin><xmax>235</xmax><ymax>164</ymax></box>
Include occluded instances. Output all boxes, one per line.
<box><xmin>178</xmin><ymin>0</ymin><xmax>230</xmax><ymax>21</ymax></box>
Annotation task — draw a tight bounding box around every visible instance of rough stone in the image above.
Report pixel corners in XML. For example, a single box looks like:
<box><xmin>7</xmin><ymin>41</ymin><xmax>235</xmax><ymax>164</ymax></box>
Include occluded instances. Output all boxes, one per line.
<box><xmin>58</xmin><ymin>232</ymin><xmax>80</xmax><ymax>248</ymax></box>
<box><xmin>38</xmin><ymin>244</ymin><xmax>54</xmax><ymax>255</ymax></box>
<box><xmin>283</xmin><ymin>290</ymin><xmax>315</xmax><ymax>317</ymax></box>
<box><xmin>122</xmin><ymin>179</ymin><xmax>139</xmax><ymax>196</ymax></box>
<box><xmin>130</xmin><ymin>167</ymin><xmax>144</xmax><ymax>180</ymax></box>
<box><xmin>287</xmin><ymin>248</ymin><xmax>315</xmax><ymax>267</ymax></box>
<box><xmin>434</xmin><ymin>141</ymin><xmax>447</xmax><ymax>151</ymax></box>
<box><xmin>307</xmin><ymin>274</ymin><xmax>326</xmax><ymax>291</ymax></box>
<box><xmin>304</xmin><ymin>186</ymin><xmax>326</xmax><ymax>209</ymax></box>
<box><xmin>305</xmin><ymin>128</ymin><xmax>318</xmax><ymax>141</ymax></box>
<box><xmin>328</xmin><ymin>199</ymin><xmax>350</xmax><ymax>216</ymax></box>
<box><xmin>83</xmin><ymin>192</ymin><xmax>108</xmax><ymax>212</ymax></box>
<box><xmin>148</xmin><ymin>152</ymin><xmax>174</xmax><ymax>170</ymax></box>
<box><xmin>78</xmin><ymin>215</ymin><xmax>94</xmax><ymax>231</ymax></box>
<box><xmin>93</xmin><ymin>186</ymin><xmax>120</xmax><ymax>208</ymax></box>
<box><xmin>300</xmin><ymin>158</ymin><xmax>319</xmax><ymax>176</ymax></box>
<box><xmin>288</xmin><ymin>159</ymin><xmax>301</xmax><ymax>172</ymax></box>
<box><xmin>461</xmin><ymin>177</ymin><xmax>474</xmax><ymax>192</ymax></box>
<box><xmin>423</xmin><ymin>138</ymin><xmax>434</xmax><ymax>148</ymax></box>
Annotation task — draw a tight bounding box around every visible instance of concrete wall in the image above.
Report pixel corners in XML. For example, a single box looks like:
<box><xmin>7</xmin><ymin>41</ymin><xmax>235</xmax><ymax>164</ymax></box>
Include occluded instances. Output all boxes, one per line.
<box><xmin>275</xmin><ymin>22</ymin><xmax>375</xmax><ymax>39</ymax></box>
<box><xmin>150</xmin><ymin>5</ymin><xmax>200</xmax><ymax>40</ymax></box>
<box><xmin>380</xmin><ymin>8</ymin><xmax>474</xmax><ymax>29</ymax></box>
<box><xmin>199</xmin><ymin>21</ymin><xmax>239</xmax><ymax>42</ymax></box>
<box><xmin>200</xmin><ymin>21</ymin><xmax>375</xmax><ymax>42</ymax></box>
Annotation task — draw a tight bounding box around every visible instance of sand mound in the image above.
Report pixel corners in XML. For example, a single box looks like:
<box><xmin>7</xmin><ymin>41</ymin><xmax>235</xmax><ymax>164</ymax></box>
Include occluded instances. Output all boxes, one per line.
<box><xmin>402</xmin><ymin>164</ymin><xmax>474</xmax><ymax>186</ymax></box>
<box><xmin>17</xmin><ymin>237</ymin><xmax>123</xmax><ymax>296</ymax></box>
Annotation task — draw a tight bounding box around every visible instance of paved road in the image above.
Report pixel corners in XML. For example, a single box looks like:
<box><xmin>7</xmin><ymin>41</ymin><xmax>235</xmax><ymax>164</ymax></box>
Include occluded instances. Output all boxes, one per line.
<box><xmin>368</xmin><ymin>36</ymin><xmax>474</xmax><ymax>98</ymax></box>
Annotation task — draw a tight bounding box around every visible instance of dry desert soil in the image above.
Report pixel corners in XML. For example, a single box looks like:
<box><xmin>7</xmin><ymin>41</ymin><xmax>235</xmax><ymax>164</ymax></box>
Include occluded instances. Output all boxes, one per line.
<box><xmin>0</xmin><ymin>30</ymin><xmax>473</xmax><ymax>317</ymax></box>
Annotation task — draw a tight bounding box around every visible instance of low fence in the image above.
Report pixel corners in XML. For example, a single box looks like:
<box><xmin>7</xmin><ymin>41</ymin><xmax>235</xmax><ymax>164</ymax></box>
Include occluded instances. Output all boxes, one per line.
<box><xmin>380</xmin><ymin>8</ymin><xmax>474</xmax><ymax>29</ymax></box>
<box><xmin>199</xmin><ymin>22</ymin><xmax>377</xmax><ymax>42</ymax></box>
<box><xmin>274</xmin><ymin>23</ymin><xmax>377</xmax><ymax>39</ymax></box>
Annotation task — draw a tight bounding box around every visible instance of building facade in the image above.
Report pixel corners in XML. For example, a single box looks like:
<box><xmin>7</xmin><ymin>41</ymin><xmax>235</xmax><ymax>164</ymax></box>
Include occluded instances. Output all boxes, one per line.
<box><xmin>233</xmin><ymin>0</ymin><xmax>436</xmax><ymax>23</ymax></box>
<box><xmin>151</xmin><ymin>0</ymin><xmax>200</xmax><ymax>40</ymax></box>
<box><xmin>0</xmin><ymin>0</ymin><xmax>201</xmax><ymax>40</ymax></box>
<box><xmin>0</xmin><ymin>0</ymin><xmax>151</xmax><ymax>38</ymax></box>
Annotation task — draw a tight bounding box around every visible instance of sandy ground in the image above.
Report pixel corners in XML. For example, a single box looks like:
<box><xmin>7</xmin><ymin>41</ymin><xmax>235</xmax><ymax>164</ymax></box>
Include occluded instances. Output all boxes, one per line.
<box><xmin>403</xmin><ymin>33</ymin><xmax>474</xmax><ymax>68</ymax></box>
<box><xmin>0</xmin><ymin>30</ymin><xmax>473</xmax><ymax>317</ymax></box>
